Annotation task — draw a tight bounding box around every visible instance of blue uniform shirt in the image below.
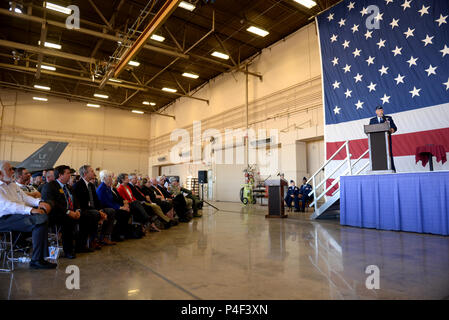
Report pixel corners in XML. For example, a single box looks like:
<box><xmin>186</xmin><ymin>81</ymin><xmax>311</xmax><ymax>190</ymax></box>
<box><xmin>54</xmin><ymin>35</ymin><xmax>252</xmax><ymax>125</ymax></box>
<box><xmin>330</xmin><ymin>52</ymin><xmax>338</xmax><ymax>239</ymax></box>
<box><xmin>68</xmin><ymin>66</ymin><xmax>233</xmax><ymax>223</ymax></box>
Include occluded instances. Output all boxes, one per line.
<box><xmin>299</xmin><ymin>184</ymin><xmax>313</xmax><ymax>197</ymax></box>
<box><xmin>286</xmin><ymin>186</ymin><xmax>300</xmax><ymax>197</ymax></box>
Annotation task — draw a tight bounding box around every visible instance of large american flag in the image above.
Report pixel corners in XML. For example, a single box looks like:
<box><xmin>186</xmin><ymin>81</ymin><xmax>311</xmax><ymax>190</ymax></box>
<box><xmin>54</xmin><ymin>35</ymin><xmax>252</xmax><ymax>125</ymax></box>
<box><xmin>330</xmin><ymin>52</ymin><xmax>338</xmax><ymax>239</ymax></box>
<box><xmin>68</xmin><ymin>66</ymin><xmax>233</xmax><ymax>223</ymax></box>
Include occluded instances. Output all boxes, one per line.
<box><xmin>316</xmin><ymin>0</ymin><xmax>449</xmax><ymax>178</ymax></box>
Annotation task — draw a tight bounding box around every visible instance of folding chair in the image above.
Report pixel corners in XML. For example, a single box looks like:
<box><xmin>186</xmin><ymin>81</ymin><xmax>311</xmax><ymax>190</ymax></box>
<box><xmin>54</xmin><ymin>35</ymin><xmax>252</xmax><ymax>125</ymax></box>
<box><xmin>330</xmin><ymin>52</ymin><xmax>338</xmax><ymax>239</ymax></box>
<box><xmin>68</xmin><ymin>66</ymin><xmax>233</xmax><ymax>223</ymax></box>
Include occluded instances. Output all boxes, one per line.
<box><xmin>0</xmin><ymin>231</ymin><xmax>14</xmax><ymax>272</ymax></box>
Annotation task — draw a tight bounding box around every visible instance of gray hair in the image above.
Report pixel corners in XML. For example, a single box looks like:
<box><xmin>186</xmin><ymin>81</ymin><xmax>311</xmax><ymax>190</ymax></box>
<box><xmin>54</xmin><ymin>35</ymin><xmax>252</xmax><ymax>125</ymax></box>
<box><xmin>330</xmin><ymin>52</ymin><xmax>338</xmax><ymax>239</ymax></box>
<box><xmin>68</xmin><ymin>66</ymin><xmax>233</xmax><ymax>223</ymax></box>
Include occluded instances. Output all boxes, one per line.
<box><xmin>128</xmin><ymin>173</ymin><xmax>136</xmax><ymax>180</ymax></box>
<box><xmin>169</xmin><ymin>177</ymin><xmax>179</xmax><ymax>183</ymax></box>
<box><xmin>99</xmin><ymin>170</ymin><xmax>113</xmax><ymax>182</ymax></box>
<box><xmin>79</xmin><ymin>165</ymin><xmax>91</xmax><ymax>178</ymax></box>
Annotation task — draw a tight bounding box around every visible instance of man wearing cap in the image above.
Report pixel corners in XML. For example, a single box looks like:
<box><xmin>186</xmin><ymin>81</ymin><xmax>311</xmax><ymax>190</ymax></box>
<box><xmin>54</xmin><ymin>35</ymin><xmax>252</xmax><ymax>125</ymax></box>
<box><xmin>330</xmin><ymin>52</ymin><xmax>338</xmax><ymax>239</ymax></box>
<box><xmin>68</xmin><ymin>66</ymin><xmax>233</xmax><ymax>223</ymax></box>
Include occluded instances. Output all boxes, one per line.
<box><xmin>284</xmin><ymin>180</ymin><xmax>300</xmax><ymax>212</ymax></box>
<box><xmin>369</xmin><ymin>106</ymin><xmax>398</xmax><ymax>170</ymax></box>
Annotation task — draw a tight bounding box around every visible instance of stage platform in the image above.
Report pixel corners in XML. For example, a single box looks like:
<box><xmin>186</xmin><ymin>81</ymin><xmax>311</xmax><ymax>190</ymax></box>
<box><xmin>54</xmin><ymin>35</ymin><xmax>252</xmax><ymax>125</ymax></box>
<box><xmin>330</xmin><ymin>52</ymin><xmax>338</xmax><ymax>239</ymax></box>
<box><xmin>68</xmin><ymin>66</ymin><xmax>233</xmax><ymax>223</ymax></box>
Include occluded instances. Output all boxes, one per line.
<box><xmin>340</xmin><ymin>171</ymin><xmax>449</xmax><ymax>236</ymax></box>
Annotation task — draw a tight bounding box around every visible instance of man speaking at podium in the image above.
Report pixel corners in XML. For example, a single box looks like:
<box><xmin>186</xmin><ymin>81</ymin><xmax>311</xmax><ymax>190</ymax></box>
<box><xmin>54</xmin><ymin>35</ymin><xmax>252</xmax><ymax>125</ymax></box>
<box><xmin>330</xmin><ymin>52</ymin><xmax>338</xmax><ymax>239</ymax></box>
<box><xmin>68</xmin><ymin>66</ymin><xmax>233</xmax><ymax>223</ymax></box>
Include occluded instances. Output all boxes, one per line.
<box><xmin>369</xmin><ymin>106</ymin><xmax>398</xmax><ymax>171</ymax></box>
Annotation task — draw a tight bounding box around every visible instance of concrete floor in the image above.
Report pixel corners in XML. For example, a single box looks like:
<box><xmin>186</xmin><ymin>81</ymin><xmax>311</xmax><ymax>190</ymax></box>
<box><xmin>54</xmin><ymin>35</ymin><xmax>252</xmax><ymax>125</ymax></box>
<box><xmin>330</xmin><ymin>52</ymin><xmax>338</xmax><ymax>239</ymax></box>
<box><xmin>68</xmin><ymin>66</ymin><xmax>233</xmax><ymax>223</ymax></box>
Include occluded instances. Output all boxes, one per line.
<box><xmin>1</xmin><ymin>202</ymin><xmax>449</xmax><ymax>300</ymax></box>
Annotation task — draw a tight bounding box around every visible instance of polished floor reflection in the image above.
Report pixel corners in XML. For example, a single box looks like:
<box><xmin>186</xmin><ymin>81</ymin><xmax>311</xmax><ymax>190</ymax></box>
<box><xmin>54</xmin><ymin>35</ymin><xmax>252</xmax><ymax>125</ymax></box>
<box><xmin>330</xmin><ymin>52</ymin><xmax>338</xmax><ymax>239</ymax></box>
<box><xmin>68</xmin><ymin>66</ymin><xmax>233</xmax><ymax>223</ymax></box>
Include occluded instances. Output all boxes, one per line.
<box><xmin>1</xmin><ymin>202</ymin><xmax>449</xmax><ymax>300</ymax></box>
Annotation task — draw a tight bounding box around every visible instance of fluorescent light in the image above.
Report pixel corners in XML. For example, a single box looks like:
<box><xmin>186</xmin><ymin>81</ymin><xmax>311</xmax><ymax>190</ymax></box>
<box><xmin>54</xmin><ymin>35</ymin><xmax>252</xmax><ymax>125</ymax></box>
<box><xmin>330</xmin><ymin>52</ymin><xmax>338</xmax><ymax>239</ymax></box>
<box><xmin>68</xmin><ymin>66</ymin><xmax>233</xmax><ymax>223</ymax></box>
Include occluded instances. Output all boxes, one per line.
<box><xmin>128</xmin><ymin>61</ymin><xmax>140</xmax><ymax>67</ymax></box>
<box><xmin>247</xmin><ymin>26</ymin><xmax>269</xmax><ymax>37</ymax></box>
<box><xmin>293</xmin><ymin>0</ymin><xmax>317</xmax><ymax>9</ymax></box>
<box><xmin>142</xmin><ymin>101</ymin><xmax>150</xmax><ymax>105</ymax></box>
<box><xmin>150</xmin><ymin>102</ymin><xmax>156</xmax><ymax>106</ymax></box>
<box><xmin>182</xmin><ymin>72</ymin><xmax>199</xmax><ymax>79</ymax></box>
<box><xmin>94</xmin><ymin>93</ymin><xmax>109</xmax><ymax>99</ymax></box>
<box><xmin>162</xmin><ymin>87</ymin><xmax>177</xmax><ymax>93</ymax></box>
<box><xmin>150</xmin><ymin>34</ymin><xmax>165</xmax><ymax>42</ymax></box>
<box><xmin>38</xmin><ymin>64</ymin><xmax>56</xmax><ymax>71</ymax></box>
<box><xmin>33</xmin><ymin>97</ymin><xmax>48</xmax><ymax>101</ymax></box>
<box><xmin>179</xmin><ymin>1</ymin><xmax>195</xmax><ymax>11</ymax></box>
<box><xmin>132</xmin><ymin>110</ymin><xmax>144</xmax><ymax>114</ymax></box>
<box><xmin>44</xmin><ymin>2</ymin><xmax>72</xmax><ymax>14</ymax></box>
<box><xmin>108</xmin><ymin>78</ymin><xmax>123</xmax><ymax>83</ymax></box>
<box><xmin>38</xmin><ymin>41</ymin><xmax>62</xmax><ymax>50</ymax></box>
<box><xmin>211</xmin><ymin>51</ymin><xmax>229</xmax><ymax>60</ymax></box>
<box><xmin>34</xmin><ymin>84</ymin><xmax>51</xmax><ymax>90</ymax></box>
<box><xmin>87</xmin><ymin>103</ymin><xmax>101</xmax><ymax>108</ymax></box>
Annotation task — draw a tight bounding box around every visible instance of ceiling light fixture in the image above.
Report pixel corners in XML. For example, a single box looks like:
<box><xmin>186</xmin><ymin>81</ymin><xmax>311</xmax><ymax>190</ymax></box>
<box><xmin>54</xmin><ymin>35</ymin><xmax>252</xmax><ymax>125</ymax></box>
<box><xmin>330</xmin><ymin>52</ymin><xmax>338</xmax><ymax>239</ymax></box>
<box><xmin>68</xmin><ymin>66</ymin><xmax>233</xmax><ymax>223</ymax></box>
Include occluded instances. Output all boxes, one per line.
<box><xmin>247</xmin><ymin>26</ymin><xmax>269</xmax><ymax>37</ymax></box>
<box><xmin>43</xmin><ymin>2</ymin><xmax>72</xmax><ymax>15</ymax></box>
<box><xmin>293</xmin><ymin>0</ymin><xmax>317</xmax><ymax>9</ymax></box>
<box><xmin>132</xmin><ymin>110</ymin><xmax>144</xmax><ymax>114</ymax></box>
<box><xmin>94</xmin><ymin>93</ymin><xmax>109</xmax><ymax>99</ymax></box>
<box><xmin>211</xmin><ymin>51</ymin><xmax>229</xmax><ymax>60</ymax></box>
<box><xmin>33</xmin><ymin>97</ymin><xmax>48</xmax><ymax>101</ymax></box>
<box><xmin>128</xmin><ymin>61</ymin><xmax>140</xmax><ymax>67</ymax></box>
<box><xmin>179</xmin><ymin>1</ymin><xmax>195</xmax><ymax>11</ymax></box>
<box><xmin>34</xmin><ymin>84</ymin><xmax>51</xmax><ymax>90</ymax></box>
<box><xmin>38</xmin><ymin>64</ymin><xmax>56</xmax><ymax>71</ymax></box>
<box><xmin>87</xmin><ymin>103</ymin><xmax>101</xmax><ymax>108</ymax></box>
<box><xmin>162</xmin><ymin>87</ymin><xmax>177</xmax><ymax>93</ymax></box>
<box><xmin>38</xmin><ymin>41</ymin><xmax>62</xmax><ymax>50</ymax></box>
<box><xmin>150</xmin><ymin>34</ymin><xmax>165</xmax><ymax>42</ymax></box>
<box><xmin>182</xmin><ymin>72</ymin><xmax>199</xmax><ymax>79</ymax></box>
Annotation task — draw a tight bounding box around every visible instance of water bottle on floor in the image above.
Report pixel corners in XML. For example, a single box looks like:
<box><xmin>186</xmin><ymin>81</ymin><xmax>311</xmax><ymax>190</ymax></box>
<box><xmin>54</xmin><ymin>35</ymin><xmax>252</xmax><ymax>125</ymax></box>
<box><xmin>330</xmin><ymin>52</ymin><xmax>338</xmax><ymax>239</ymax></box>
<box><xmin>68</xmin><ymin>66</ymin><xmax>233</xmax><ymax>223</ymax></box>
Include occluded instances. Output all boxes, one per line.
<box><xmin>17</xmin><ymin>257</ymin><xmax>31</xmax><ymax>263</ymax></box>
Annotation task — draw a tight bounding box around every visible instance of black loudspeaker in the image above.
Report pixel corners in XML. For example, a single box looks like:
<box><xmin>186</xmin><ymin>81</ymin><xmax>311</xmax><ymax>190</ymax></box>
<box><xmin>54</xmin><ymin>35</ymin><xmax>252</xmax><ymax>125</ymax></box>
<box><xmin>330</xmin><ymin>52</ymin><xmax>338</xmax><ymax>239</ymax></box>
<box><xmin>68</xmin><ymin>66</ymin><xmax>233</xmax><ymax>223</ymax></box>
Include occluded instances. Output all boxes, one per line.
<box><xmin>198</xmin><ymin>170</ymin><xmax>208</xmax><ymax>183</ymax></box>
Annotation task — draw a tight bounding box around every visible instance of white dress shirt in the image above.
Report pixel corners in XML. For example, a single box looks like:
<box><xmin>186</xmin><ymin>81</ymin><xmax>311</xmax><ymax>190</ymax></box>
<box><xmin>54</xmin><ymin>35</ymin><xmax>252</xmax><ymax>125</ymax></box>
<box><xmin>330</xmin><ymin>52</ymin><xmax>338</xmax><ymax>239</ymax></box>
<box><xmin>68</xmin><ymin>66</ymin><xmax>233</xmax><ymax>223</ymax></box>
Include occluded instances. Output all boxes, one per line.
<box><xmin>0</xmin><ymin>180</ymin><xmax>41</xmax><ymax>218</ymax></box>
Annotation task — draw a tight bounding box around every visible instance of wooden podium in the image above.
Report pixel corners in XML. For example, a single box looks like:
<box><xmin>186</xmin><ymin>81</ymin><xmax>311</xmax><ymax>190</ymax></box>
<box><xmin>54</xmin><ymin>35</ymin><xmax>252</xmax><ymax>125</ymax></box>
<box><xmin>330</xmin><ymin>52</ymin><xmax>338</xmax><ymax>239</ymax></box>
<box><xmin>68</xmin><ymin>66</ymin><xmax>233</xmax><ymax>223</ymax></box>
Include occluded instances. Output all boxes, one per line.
<box><xmin>364</xmin><ymin>122</ymin><xmax>395</xmax><ymax>173</ymax></box>
<box><xmin>265</xmin><ymin>178</ymin><xmax>288</xmax><ymax>218</ymax></box>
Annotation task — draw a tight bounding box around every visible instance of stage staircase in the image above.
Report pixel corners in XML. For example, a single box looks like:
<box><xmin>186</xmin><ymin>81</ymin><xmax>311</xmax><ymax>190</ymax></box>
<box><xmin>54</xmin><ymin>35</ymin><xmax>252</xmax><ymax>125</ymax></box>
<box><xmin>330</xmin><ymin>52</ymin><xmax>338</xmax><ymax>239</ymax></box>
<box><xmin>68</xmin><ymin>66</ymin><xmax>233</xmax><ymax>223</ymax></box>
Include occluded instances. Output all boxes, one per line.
<box><xmin>307</xmin><ymin>141</ymin><xmax>369</xmax><ymax>220</ymax></box>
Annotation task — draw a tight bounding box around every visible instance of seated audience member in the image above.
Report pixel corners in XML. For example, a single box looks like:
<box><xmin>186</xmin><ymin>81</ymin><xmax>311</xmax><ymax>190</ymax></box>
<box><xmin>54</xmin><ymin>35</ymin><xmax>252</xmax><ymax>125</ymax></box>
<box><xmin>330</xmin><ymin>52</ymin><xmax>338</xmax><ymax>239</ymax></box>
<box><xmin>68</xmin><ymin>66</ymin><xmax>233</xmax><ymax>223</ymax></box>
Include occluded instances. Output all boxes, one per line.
<box><xmin>128</xmin><ymin>174</ymin><xmax>173</xmax><ymax>229</ymax></box>
<box><xmin>157</xmin><ymin>176</ymin><xmax>173</xmax><ymax>199</ymax></box>
<box><xmin>150</xmin><ymin>177</ymin><xmax>170</xmax><ymax>201</ymax></box>
<box><xmin>41</xmin><ymin>165</ymin><xmax>81</xmax><ymax>259</ymax></box>
<box><xmin>116</xmin><ymin>173</ymin><xmax>160</xmax><ymax>232</ymax></box>
<box><xmin>141</xmin><ymin>178</ymin><xmax>175</xmax><ymax>219</ymax></box>
<box><xmin>298</xmin><ymin>177</ymin><xmax>313</xmax><ymax>212</ymax></box>
<box><xmin>96</xmin><ymin>170</ymin><xmax>130</xmax><ymax>241</ymax></box>
<box><xmin>284</xmin><ymin>180</ymin><xmax>300</xmax><ymax>212</ymax></box>
<box><xmin>73</xmin><ymin>165</ymin><xmax>116</xmax><ymax>249</ymax></box>
<box><xmin>31</xmin><ymin>172</ymin><xmax>43</xmax><ymax>189</ymax></box>
<box><xmin>38</xmin><ymin>169</ymin><xmax>55</xmax><ymax>193</ymax></box>
<box><xmin>15</xmin><ymin>167</ymin><xmax>41</xmax><ymax>198</ymax></box>
<box><xmin>0</xmin><ymin>161</ymin><xmax>55</xmax><ymax>269</ymax></box>
<box><xmin>168</xmin><ymin>177</ymin><xmax>202</xmax><ymax>217</ymax></box>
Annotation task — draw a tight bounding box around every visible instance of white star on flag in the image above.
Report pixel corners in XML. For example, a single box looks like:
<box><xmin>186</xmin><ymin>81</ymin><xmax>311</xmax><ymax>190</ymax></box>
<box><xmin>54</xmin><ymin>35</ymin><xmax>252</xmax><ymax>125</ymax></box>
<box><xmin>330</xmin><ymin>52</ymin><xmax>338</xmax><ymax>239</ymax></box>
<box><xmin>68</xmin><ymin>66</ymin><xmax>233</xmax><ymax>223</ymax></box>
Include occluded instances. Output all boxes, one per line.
<box><xmin>385</xmin><ymin>0</ymin><xmax>394</xmax><ymax>5</ymax></box>
<box><xmin>425</xmin><ymin>65</ymin><xmax>437</xmax><ymax>76</ymax></box>
<box><xmin>394</xmin><ymin>74</ymin><xmax>405</xmax><ymax>85</ymax></box>
<box><xmin>441</xmin><ymin>45</ymin><xmax>449</xmax><ymax>57</ymax></box>
<box><xmin>345</xmin><ymin>89</ymin><xmax>353</xmax><ymax>98</ymax></box>
<box><xmin>355</xmin><ymin>100</ymin><xmax>364</xmax><ymax>109</ymax></box>
<box><xmin>379</xmin><ymin>65</ymin><xmax>389</xmax><ymax>76</ymax></box>
<box><xmin>418</xmin><ymin>5</ymin><xmax>430</xmax><ymax>16</ymax></box>
<box><xmin>347</xmin><ymin>2</ymin><xmax>355</xmax><ymax>11</ymax></box>
<box><xmin>352</xmin><ymin>48</ymin><xmax>362</xmax><ymax>57</ymax></box>
<box><xmin>368</xmin><ymin>82</ymin><xmax>377</xmax><ymax>92</ymax></box>
<box><xmin>422</xmin><ymin>35</ymin><xmax>434</xmax><ymax>46</ymax></box>
<box><xmin>409</xmin><ymin>86</ymin><xmax>421</xmax><ymax>98</ymax></box>
<box><xmin>351</xmin><ymin>24</ymin><xmax>360</xmax><ymax>33</ymax></box>
<box><xmin>390</xmin><ymin>18</ymin><xmax>400</xmax><ymax>29</ymax></box>
<box><xmin>435</xmin><ymin>14</ymin><xmax>448</xmax><ymax>26</ymax></box>
<box><xmin>327</xmin><ymin>13</ymin><xmax>334</xmax><ymax>21</ymax></box>
<box><xmin>366</xmin><ymin>56</ymin><xmax>375</xmax><ymax>66</ymax></box>
<box><xmin>392</xmin><ymin>46</ymin><xmax>403</xmax><ymax>56</ymax></box>
<box><xmin>342</xmin><ymin>40</ymin><xmax>350</xmax><ymax>49</ymax></box>
<box><xmin>401</xmin><ymin>0</ymin><xmax>412</xmax><ymax>11</ymax></box>
<box><xmin>332</xmin><ymin>80</ymin><xmax>341</xmax><ymax>89</ymax></box>
<box><xmin>331</xmin><ymin>57</ymin><xmax>339</xmax><ymax>66</ymax></box>
<box><xmin>407</xmin><ymin>56</ymin><xmax>418</xmax><ymax>67</ymax></box>
<box><xmin>354</xmin><ymin>73</ymin><xmax>363</xmax><ymax>83</ymax></box>
<box><xmin>377</xmin><ymin>39</ymin><xmax>386</xmax><ymax>49</ymax></box>
<box><xmin>333</xmin><ymin>106</ymin><xmax>341</xmax><ymax>114</ymax></box>
<box><xmin>404</xmin><ymin>27</ymin><xmax>415</xmax><ymax>38</ymax></box>
<box><xmin>360</xmin><ymin>7</ymin><xmax>369</xmax><ymax>16</ymax></box>
<box><xmin>443</xmin><ymin>78</ymin><xmax>449</xmax><ymax>90</ymax></box>
<box><xmin>330</xmin><ymin>34</ymin><xmax>338</xmax><ymax>42</ymax></box>
<box><xmin>375</xmin><ymin>12</ymin><xmax>384</xmax><ymax>22</ymax></box>
<box><xmin>338</xmin><ymin>18</ymin><xmax>346</xmax><ymax>27</ymax></box>
<box><xmin>364</xmin><ymin>30</ymin><xmax>373</xmax><ymax>39</ymax></box>
<box><xmin>381</xmin><ymin>94</ymin><xmax>391</xmax><ymax>104</ymax></box>
<box><xmin>343</xmin><ymin>64</ymin><xmax>352</xmax><ymax>73</ymax></box>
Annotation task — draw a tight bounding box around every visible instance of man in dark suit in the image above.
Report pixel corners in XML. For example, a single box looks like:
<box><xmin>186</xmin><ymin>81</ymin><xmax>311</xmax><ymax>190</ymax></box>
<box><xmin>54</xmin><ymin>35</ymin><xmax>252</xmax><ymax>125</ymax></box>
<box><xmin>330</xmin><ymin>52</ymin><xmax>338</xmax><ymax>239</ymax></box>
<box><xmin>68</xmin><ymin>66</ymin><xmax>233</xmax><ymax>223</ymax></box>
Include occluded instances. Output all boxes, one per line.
<box><xmin>41</xmin><ymin>165</ymin><xmax>81</xmax><ymax>259</ymax></box>
<box><xmin>369</xmin><ymin>106</ymin><xmax>398</xmax><ymax>171</ymax></box>
<box><xmin>73</xmin><ymin>165</ymin><xmax>116</xmax><ymax>249</ymax></box>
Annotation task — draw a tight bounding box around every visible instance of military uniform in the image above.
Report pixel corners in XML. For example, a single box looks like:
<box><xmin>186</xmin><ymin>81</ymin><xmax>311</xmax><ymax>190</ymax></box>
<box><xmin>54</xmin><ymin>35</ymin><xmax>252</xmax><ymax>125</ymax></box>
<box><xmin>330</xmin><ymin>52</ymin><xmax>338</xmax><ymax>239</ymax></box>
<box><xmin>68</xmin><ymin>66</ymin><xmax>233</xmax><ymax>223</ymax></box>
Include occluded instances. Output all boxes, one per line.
<box><xmin>284</xmin><ymin>185</ymin><xmax>300</xmax><ymax>210</ymax></box>
<box><xmin>299</xmin><ymin>183</ymin><xmax>313</xmax><ymax>212</ymax></box>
